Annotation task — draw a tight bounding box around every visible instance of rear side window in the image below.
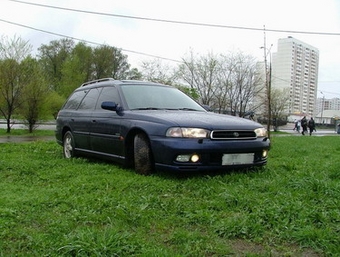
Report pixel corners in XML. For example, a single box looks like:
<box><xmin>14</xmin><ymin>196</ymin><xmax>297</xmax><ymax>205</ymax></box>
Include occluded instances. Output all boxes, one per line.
<box><xmin>63</xmin><ymin>90</ymin><xmax>87</xmax><ymax>110</ymax></box>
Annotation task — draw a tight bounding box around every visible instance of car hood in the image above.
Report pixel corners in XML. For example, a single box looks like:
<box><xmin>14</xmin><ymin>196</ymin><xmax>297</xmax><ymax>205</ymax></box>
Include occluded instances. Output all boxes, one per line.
<box><xmin>126</xmin><ymin>110</ymin><xmax>263</xmax><ymax>130</ymax></box>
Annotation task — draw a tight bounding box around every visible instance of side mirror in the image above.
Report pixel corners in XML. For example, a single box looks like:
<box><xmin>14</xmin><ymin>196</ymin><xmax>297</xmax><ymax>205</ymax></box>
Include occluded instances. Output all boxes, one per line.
<box><xmin>101</xmin><ymin>101</ymin><xmax>122</xmax><ymax>112</ymax></box>
<box><xmin>202</xmin><ymin>105</ymin><xmax>212</xmax><ymax>112</ymax></box>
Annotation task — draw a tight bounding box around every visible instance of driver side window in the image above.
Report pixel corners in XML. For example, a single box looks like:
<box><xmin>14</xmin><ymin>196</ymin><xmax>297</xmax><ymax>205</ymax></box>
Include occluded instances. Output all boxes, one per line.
<box><xmin>96</xmin><ymin>86</ymin><xmax>120</xmax><ymax>109</ymax></box>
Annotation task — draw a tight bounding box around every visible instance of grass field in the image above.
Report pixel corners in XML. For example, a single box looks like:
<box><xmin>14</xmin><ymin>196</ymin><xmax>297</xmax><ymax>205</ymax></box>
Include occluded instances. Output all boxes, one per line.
<box><xmin>0</xmin><ymin>134</ymin><xmax>339</xmax><ymax>256</ymax></box>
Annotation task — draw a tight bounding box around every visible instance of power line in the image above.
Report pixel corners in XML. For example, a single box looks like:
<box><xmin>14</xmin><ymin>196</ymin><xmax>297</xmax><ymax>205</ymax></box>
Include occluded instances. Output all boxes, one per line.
<box><xmin>8</xmin><ymin>0</ymin><xmax>340</xmax><ymax>36</ymax></box>
<box><xmin>1</xmin><ymin>17</ymin><xmax>339</xmax><ymax>98</ymax></box>
<box><xmin>2</xmin><ymin>18</ymin><xmax>340</xmax><ymax>88</ymax></box>
<box><xmin>2</xmin><ymin>2</ymin><xmax>340</xmax><ymax>90</ymax></box>
<box><xmin>0</xmin><ymin>18</ymin><xmax>182</xmax><ymax>63</ymax></box>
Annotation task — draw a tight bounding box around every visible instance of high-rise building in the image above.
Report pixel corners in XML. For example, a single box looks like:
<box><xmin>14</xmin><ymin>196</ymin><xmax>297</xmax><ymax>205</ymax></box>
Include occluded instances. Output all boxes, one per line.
<box><xmin>271</xmin><ymin>37</ymin><xmax>319</xmax><ymax>116</ymax></box>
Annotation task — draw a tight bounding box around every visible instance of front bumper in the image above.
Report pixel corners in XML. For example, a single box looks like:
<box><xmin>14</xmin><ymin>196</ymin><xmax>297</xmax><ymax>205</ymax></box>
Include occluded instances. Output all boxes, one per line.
<box><xmin>150</xmin><ymin>136</ymin><xmax>270</xmax><ymax>172</ymax></box>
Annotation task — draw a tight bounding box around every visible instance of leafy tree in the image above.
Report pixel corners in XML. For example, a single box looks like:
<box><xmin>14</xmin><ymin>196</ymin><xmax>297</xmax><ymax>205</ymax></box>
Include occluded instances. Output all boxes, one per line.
<box><xmin>0</xmin><ymin>36</ymin><xmax>32</xmax><ymax>133</ymax></box>
<box><xmin>19</xmin><ymin>57</ymin><xmax>50</xmax><ymax>132</ymax></box>
<box><xmin>38</xmin><ymin>38</ymin><xmax>75</xmax><ymax>93</ymax></box>
<box><xmin>45</xmin><ymin>91</ymin><xmax>66</xmax><ymax>119</ymax></box>
<box><xmin>92</xmin><ymin>45</ymin><xmax>131</xmax><ymax>80</ymax></box>
<box><xmin>177</xmin><ymin>86</ymin><xmax>200</xmax><ymax>100</ymax></box>
<box><xmin>38</xmin><ymin>39</ymin><xmax>141</xmax><ymax>95</ymax></box>
<box><xmin>126</xmin><ymin>67</ymin><xmax>142</xmax><ymax>80</ymax></box>
<box><xmin>59</xmin><ymin>42</ymin><xmax>93</xmax><ymax>96</ymax></box>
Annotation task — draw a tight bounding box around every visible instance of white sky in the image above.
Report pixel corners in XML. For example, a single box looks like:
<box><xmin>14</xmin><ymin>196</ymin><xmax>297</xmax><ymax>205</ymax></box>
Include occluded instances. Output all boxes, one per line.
<box><xmin>1</xmin><ymin>0</ymin><xmax>340</xmax><ymax>98</ymax></box>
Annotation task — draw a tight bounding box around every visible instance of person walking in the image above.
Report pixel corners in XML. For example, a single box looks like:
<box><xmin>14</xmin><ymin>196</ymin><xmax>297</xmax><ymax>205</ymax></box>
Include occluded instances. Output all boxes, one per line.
<box><xmin>296</xmin><ymin>120</ymin><xmax>301</xmax><ymax>133</ymax></box>
<box><xmin>301</xmin><ymin>116</ymin><xmax>308</xmax><ymax>135</ymax></box>
<box><xmin>308</xmin><ymin>117</ymin><xmax>316</xmax><ymax>136</ymax></box>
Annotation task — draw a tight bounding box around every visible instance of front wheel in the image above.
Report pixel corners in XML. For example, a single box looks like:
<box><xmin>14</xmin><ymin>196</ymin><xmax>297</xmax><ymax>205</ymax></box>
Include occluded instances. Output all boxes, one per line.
<box><xmin>134</xmin><ymin>133</ymin><xmax>154</xmax><ymax>175</ymax></box>
<box><xmin>63</xmin><ymin>131</ymin><xmax>76</xmax><ymax>158</ymax></box>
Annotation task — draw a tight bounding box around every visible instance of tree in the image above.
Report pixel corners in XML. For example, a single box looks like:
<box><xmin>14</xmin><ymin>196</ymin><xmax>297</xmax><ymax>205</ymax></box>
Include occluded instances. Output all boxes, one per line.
<box><xmin>19</xmin><ymin>57</ymin><xmax>50</xmax><ymax>132</ymax></box>
<box><xmin>213</xmin><ymin>56</ymin><xmax>234</xmax><ymax>113</ymax></box>
<box><xmin>141</xmin><ymin>58</ymin><xmax>177</xmax><ymax>85</ymax></box>
<box><xmin>46</xmin><ymin>91</ymin><xmax>65</xmax><ymax>119</ymax></box>
<box><xmin>221</xmin><ymin>52</ymin><xmax>264</xmax><ymax>117</ymax></box>
<box><xmin>176</xmin><ymin>51</ymin><xmax>263</xmax><ymax>116</ymax></box>
<box><xmin>178</xmin><ymin>51</ymin><xmax>219</xmax><ymax>106</ymax></box>
<box><xmin>92</xmin><ymin>45</ymin><xmax>131</xmax><ymax>80</ymax></box>
<box><xmin>126</xmin><ymin>67</ymin><xmax>142</xmax><ymax>80</ymax></box>
<box><xmin>0</xmin><ymin>36</ymin><xmax>32</xmax><ymax>133</ymax></box>
<box><xmin>59</xmin><ymin>42</ymin><xmax>93</xmax><ymax>97</ymax></box>
<box><xmin>38</xmin><ymin>38</ymin><xmax>75</xmax><ymax>93</ymax></box>
<box><xmin>270</xmin><ymin>87</ymin><xmax>290</xmax><ymax>131</ymax></box>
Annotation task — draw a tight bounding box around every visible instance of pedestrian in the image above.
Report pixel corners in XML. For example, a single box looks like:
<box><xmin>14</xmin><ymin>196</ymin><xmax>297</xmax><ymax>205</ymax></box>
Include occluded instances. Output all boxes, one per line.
<box><xmin>308</xmin><ymin>117</ymin><xmax>316</xmax><ymax>136</ymax></box>
<box><xmin>301</xmin><ymin>116</ymin><xmax>308</xmax><ymax>135</ymax></box>
<box><xmin>296</xmin><ymin>120</ymin><xmax>301</xmax><ymax>133</ymax></box>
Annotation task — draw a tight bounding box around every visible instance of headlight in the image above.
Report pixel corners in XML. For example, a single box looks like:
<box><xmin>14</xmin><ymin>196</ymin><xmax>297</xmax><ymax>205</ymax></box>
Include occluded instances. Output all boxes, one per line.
<box><xmin>166</xmin><ymin>127</ymin><xmax>210</xmax><ymax>138</ymax></box>
<box><xmin>254</xmin><ymin>127</ymin><xmax>268</xmax><ymax>138</ymax></box>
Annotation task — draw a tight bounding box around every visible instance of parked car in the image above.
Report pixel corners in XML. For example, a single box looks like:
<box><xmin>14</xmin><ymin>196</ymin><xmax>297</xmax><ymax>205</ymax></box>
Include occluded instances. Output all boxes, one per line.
<box><xmin>55</xmin><ymin>78</ymin><xmax>270</xmax><ymax>175</ymax></box>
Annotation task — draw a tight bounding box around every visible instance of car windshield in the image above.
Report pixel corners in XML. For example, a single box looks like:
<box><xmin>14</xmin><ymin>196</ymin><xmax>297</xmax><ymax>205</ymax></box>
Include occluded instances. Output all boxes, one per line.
<box><xmin>121</xmin><ymin>84</ymin><xmax>206</xmax><ymax>111</ymax></box>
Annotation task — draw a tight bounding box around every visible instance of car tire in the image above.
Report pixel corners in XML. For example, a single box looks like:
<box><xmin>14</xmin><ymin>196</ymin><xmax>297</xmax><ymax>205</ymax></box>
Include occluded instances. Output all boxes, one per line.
<box><xmin>134</xmin><ymin>133</ymin><xmax>154</xmax><ymax>175</ymax></box>
<box><xmin>63</xmin><ymin>131</ymin><xmax>76</xmax><ymax>158</ymax></box>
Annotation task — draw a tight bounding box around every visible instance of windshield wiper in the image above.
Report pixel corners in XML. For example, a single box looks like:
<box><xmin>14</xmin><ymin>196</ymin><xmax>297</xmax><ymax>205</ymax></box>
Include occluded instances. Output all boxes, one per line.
<box><xmin>131</xmin><ymin>107</ymin><xmax>200</xmax><ymax>111</ymax></box>
<box><xmin>131</xmin><ymin>107</ymin><xmax>163</xmax><ymax>110</ymax></box>
<box><xmin>177</xmin><ymin>108</ymin><xmax>199</xmax><ymax>111</ymax></box>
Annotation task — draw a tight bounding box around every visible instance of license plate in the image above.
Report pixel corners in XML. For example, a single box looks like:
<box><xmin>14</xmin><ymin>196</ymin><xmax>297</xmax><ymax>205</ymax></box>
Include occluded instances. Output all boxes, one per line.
<box><xmin>222</xmin><ymin>153</ymin><xmax>254</xmax><ymax>165</ymax></box>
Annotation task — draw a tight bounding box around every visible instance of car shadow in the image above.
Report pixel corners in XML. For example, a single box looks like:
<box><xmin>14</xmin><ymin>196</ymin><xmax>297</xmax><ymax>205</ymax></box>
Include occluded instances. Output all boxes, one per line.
<box><xmin>156</xmin><ymin>167</ymin><xmax>265</xmax><ymax>180</ymax></box>
<box><xmin>67</xmin><ymin>155</ymin><xmax>265</xmax><ymax>180</ymax></box>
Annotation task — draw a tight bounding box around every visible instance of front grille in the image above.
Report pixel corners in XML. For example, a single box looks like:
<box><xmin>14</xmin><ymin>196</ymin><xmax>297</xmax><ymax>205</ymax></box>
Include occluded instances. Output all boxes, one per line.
<box><xmin>210</xmin><ymin>130</ymin><xmax>256</xmax><ymax>140</ymax></box>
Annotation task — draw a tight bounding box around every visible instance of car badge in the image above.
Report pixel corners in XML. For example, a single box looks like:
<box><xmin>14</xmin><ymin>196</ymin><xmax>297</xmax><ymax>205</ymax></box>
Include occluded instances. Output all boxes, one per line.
<box><xmin>233</xmin><ymin>132</ymin><xmax>239</xmax><ymax>137</ymax></box>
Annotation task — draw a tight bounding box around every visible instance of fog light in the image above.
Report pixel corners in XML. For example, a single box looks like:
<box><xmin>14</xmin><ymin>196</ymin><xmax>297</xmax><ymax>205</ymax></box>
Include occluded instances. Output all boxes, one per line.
<box><xmin>190</xmin><ymin>154</ymin><xmax>200</xmax><ymax>163</ymax></box>
<box><xmin>176</xmin><ymin>155</ymin><xmax>191</xmax><ymax>162</ymax></box>
<box><xmin>262</xmin><ymin>150</ymin><xmax>268</xmax><ymax>158</ymax></box>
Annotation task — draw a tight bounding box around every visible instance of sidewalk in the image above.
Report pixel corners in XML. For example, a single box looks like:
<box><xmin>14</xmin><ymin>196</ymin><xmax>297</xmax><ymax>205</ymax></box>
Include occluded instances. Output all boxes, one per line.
<box><xmin>0</xmin><ymin>135</ymin><xmax>55</xmax><ymax>143</ymax></box>
<box><xmin>275</xmin><ymin>123</ymin><xmax>338</xmax><ymax>136</ymax></box>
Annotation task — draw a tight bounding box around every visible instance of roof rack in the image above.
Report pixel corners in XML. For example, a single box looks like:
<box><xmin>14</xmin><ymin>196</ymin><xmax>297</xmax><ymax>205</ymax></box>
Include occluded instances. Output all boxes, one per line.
<box><xmin>81</xmin><ymin>78</ymin><xmax>114</xmax><ymax>87</ymax></box>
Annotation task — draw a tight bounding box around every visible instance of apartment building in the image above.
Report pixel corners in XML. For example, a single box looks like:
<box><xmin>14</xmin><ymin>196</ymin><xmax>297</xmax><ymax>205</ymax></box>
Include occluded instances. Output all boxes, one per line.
<box><xmin>271</xmin><ymin>37</ymin><xmax>319</xmax><ymax>116</ymax></box>
<box><xmin>315</xmin><ymin>97</ymin><xmax>340</xmax><ymax>114</ymax></box>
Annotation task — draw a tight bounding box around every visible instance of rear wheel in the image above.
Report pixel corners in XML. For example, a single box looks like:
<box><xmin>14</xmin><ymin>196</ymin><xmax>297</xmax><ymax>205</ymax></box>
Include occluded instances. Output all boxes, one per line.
<box><xmin>63</xmin><ymin>131</ymin><xmax>76</xmax><ymax>158</ymax></box>
<box><xmin>134</xmin><ymin>133</ymin><xmax>154</xmax><ymax>175</ymax></box>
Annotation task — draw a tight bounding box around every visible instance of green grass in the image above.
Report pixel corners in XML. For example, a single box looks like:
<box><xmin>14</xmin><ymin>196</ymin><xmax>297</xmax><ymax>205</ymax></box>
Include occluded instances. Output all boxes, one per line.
<box><xmin>0</xmin><ymin>136</ymin><xmax>339</xmax><ymax>256</ymax></box>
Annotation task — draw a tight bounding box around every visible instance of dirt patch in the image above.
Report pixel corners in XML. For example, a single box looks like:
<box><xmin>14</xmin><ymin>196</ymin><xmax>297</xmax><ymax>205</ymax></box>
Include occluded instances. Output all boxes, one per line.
<box><xmin>229</xmin><ymin>239</ymin><xmax>321</xmax><ymax>256</ymax></box>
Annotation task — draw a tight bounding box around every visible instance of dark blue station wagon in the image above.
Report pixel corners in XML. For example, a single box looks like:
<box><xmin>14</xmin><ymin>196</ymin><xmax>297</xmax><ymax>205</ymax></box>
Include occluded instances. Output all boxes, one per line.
<box><xmin>55</xmin><ymin>79</ymin><xmax>270</xmax><ymax>175</ymax></box>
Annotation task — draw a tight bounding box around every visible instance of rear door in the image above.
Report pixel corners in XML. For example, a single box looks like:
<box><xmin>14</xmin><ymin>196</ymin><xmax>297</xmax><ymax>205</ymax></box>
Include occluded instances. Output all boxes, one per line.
<box><xmin>90</xmin><ymin>86</ymin><xmax>124</xmax><ymax>158</ymax></box>
<box><xmin>71</xmin><ymin>88</ymin><xmax>101</xmax><ymax>151</ymax></box>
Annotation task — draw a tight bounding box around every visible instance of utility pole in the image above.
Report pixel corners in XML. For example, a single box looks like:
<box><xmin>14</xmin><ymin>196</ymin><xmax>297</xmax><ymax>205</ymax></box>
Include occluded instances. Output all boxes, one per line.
<box><xmin>262</xmin><ymin>26</ymin><xmax>272</xmax><ymax>138</ymax></box>
<box><xmin>320</xmin><ymin>91</ymin><xmax>325</xmax><ymax>125</ymax></box>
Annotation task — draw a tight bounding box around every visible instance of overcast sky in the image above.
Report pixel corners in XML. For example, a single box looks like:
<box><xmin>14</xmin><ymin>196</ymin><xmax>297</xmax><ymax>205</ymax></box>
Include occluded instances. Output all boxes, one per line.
<box><xmin>1</xmin><ymin>0</ymin><xmax>340</xmax><ymax>98</ymax></box>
